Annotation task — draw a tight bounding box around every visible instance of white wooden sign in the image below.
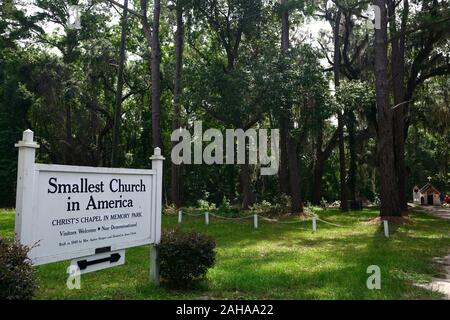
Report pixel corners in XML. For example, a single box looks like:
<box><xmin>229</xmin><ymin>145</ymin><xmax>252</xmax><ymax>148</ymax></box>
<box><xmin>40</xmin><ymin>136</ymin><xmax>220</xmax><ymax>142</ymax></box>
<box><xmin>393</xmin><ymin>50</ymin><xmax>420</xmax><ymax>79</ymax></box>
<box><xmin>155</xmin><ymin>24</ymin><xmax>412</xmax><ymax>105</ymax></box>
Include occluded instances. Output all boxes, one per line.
<box><xmin>14</xmin><ymin>130</ymin><xmax>164</xmax><ymax>269</ymax></box>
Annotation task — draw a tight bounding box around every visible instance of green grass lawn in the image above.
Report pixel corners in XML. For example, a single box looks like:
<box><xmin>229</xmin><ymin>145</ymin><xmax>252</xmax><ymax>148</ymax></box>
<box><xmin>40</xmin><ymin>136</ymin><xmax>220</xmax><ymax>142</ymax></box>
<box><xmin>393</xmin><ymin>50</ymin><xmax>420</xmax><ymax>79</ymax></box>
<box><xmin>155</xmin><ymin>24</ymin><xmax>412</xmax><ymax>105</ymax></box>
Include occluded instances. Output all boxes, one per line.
<box><xmin>1</xmin><ymin>207</ymin><xmax>449</xmax><ymax>299</ymax></box>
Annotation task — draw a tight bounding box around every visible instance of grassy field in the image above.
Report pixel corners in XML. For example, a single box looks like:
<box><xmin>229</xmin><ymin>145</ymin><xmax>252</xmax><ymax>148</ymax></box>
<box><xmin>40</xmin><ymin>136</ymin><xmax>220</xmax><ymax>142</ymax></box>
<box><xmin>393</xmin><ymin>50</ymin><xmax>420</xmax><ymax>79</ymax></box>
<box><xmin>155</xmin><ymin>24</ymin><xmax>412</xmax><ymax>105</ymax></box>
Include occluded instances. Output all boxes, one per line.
<box><xmin>1</xmin><ymin>207</ymin><xmax>449</xmax><ymax>300</ymax></box>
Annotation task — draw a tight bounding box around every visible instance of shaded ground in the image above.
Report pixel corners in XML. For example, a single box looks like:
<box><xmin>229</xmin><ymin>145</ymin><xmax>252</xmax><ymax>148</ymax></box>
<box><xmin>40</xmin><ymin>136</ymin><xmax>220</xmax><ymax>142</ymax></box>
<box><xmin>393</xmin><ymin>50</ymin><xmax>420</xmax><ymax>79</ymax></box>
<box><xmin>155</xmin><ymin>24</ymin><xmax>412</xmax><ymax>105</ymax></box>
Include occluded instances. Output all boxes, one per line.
<box><xmin>1</xmin><ymin>207</ymin><xmax>450</xmax><ymax>299</ymax></box>
<box><xmin>411</xmin><ymin>203</ymin><xmax>450</xmax><ymax>220</ymax></box>
<box><xmin>410</xmin><ymin>204</ymin><xmax>450</xmax><ymax>299</ymax></box>
<box><xmin>416</xmin><ymin>255</ymin><xmax>450</xmax><ymax>300</ymax></box>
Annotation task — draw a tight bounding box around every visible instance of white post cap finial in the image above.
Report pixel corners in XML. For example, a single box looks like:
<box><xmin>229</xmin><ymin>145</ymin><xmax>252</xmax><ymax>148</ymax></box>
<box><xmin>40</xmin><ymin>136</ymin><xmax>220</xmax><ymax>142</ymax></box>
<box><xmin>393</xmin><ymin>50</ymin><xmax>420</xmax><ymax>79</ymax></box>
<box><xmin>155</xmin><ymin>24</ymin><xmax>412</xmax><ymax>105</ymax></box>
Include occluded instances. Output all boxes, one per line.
<box><xmin>23</xmin><ymin>129</ymin><xmax>34</xmax><ymax>142</ymax></box>
<box><xmin>150</xmin><ymin>147</ymin><xmax>165</xmax><ymax>160</ymax></box>
<box><xmin>15</xmin><ymin>129</ymin><xmax>39</xmax><ymax>149</ymax></box>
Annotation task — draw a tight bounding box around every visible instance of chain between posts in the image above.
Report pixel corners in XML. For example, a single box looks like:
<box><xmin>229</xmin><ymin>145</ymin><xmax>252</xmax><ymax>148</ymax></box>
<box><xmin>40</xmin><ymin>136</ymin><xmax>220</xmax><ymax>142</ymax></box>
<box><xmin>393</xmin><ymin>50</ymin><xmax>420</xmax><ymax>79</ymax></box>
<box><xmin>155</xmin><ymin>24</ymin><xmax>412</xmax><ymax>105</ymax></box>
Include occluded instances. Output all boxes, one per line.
<box><xmin>175</xmin><ymin>209</ymin><xmax>450</xmax><ymax>239</ymax></box>
<box><xmin>304</xmin><ymin>211</ymin><xmax>345</xmax><ymax>228</ymax></box>
<box><xmin>178</xmin><ymin>209</ymin><xmax>345</xmax><ymax>228</ymax></box>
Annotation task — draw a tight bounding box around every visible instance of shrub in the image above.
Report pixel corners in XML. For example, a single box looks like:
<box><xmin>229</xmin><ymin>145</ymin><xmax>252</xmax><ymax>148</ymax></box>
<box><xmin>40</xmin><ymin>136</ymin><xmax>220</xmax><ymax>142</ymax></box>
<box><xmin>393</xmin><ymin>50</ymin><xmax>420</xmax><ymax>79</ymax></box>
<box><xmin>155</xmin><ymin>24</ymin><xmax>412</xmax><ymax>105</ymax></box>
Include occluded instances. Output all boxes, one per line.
<box><xmin>197</xmin><ymin>199</ymin><xmax>217</xmax><ymax>212</ymax></box>
<box><xmin>158</xmin><ymin>229</ymin><xmax>216</xmax><ymax>288</ymax></box>
<box><xmin>0</xmin><ymin>238</ymin><xmax>37</xmax><ymax>300</ymax></box>
<box><xmin>373</xmin><ymin>194</ymin><xmax>381</xmax><ymax>206</ymax></box>
<box><xmin>218</xmin><ymin>196</ymin><xmax>231</xmax><ymax>212</ymax></box>
<box><xmin>164</xmin><ymin>204</ymin><xmax>178</xmax><ymax>215</ymax></box>
<box><xmin>217</xmin><ymin>196</ymin><xmax>239</xmax><ymax>216</ymax></box>
<box><xmin>250</xmin><ymin>200</ymin><xmax>273</xmax><ymax>214</ymax></box>
<box><xmin>320</xmin><ymin>197</ymin><xmax>328</xmax><ymax>208</ymax></box>
<box><xmin>274</xmin><ymin>193</ymin><xmax>292</xmax><ymax>213</ymax></box>
<box><xmin>250</xmin><ymin>194</ymin><xmax>292</xmax><ymax>216</ymax></box>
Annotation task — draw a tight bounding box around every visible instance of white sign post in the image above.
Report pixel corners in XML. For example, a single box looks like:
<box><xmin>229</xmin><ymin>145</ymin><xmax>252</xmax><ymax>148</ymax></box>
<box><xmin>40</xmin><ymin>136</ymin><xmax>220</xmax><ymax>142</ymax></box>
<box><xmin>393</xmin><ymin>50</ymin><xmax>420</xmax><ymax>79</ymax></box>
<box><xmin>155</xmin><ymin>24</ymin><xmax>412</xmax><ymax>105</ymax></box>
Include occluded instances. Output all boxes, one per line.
<box><xmin>15</xmin><ymin>130</ymin><xmax>164</xmax><ymax>283</ymax></box>
<box><xmin>15</xmin><ymin>129</ymin><xmax>39</xmax><ymax>247</ymax></box>
<box><xmin>149</xmin><ymin>148</ymin><xmax>164</xmax><ymax>284</ymax></box>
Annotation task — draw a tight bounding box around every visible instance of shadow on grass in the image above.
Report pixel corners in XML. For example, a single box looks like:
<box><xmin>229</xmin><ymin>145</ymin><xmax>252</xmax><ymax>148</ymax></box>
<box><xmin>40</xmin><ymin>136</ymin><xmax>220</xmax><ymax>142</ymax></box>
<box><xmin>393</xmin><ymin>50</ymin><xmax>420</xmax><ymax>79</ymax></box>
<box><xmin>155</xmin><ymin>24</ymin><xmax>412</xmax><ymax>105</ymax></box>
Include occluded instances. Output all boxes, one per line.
<box><xmin>204</xmin><ymin>223</ymin><xmax>448</xmax><ymax>299</ymax></box>
<box><xmin>194</xmin><ymin>211</ymin><xmax>449</xmax><ymax>299</ymax></box>
<box><xmin>4</xmin><ymin>208</ymin><xmax>448</xmax><ymax>299</ymax></box>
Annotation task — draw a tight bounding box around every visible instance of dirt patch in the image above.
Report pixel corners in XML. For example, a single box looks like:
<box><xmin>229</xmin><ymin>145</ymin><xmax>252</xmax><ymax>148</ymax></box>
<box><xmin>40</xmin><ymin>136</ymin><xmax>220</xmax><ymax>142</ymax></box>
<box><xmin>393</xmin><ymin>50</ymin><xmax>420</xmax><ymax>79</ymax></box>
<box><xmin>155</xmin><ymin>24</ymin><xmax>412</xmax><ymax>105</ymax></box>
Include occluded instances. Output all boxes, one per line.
<box><xmin>284</xmin><ymin>212</ymin><xmax>310</xmax><ymax>219</ymax></box>
<box><xmin>363</xmin><ymin>216</ymin><xmax>413</xmax><ymax>225</ymax></box>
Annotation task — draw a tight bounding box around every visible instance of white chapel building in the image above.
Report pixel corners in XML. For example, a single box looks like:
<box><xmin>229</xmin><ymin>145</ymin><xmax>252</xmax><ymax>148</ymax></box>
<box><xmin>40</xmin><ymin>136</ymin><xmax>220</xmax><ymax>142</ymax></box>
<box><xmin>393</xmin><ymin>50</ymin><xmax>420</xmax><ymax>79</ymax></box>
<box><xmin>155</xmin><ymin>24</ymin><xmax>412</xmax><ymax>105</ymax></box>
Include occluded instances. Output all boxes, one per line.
<box><xmin>413</xmin><ymin>183</ymin><xmax>442</xmax><ymax>206</ymax></box>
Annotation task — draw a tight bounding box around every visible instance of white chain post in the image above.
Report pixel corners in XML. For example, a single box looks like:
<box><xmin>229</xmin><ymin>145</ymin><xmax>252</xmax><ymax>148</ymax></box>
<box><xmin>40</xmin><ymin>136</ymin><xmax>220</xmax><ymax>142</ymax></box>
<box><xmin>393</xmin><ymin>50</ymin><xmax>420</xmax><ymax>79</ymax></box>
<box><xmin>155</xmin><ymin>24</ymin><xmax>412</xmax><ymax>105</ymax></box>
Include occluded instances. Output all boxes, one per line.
<box><xmin>254</xmin><ymin>214</ymin><xmax>258</xmax><ymax>229</ymax></box>
<box><xmin>178</xmin><ymin>209</ymin><xmax>182</xmax><ymax>224</ymax></box>
<box><xmin>205</xmin><ymin>212</ymin><xmax>209</xmax><ymax>225</ymax></box>
<box><xmin>312</xmin><ymin>217</ymin><xmax>317</xmax><ymax>232</ymax></box>
<box><xmin>383</xmin><ymin>220</ymin><xmax>389</xmax><ymax>238</ymax></box>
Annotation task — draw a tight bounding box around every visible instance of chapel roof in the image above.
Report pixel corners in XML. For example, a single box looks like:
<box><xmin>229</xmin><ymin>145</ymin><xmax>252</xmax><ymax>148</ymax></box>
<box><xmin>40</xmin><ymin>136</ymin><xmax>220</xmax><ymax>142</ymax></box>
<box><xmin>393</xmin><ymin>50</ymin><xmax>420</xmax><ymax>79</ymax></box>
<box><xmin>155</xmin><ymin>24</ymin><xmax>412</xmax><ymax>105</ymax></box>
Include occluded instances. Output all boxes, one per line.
<box><xmin>419</xmin><ymin>183</ymin><xmax>440</xmax><ymax>194</ymax></box>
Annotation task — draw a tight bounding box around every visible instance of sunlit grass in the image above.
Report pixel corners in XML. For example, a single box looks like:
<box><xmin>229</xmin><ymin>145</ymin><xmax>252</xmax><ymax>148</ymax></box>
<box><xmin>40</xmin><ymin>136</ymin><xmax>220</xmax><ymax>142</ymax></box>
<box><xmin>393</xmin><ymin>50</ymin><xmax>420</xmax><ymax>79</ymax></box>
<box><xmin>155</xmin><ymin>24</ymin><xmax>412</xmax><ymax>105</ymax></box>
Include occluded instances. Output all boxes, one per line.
<box><xmin>0</xmin><ymin>207</ymin><xmax>449</xmax><ymax>299</ymax></box>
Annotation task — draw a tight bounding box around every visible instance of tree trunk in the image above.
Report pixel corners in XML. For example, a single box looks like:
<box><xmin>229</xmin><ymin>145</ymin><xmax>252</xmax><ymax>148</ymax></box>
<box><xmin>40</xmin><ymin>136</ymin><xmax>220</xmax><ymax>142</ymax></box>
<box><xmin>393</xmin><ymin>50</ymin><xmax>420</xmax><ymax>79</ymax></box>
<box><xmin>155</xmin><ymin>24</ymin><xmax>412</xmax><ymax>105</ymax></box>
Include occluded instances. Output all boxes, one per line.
<box><xmin>64</xmin><ymin>103</ymin><xmax>73</xmax><ymax>165</ymax></box>
<box><xmin>281</xmin><ymin>0</ymin><xmax>289</xmax><ymax>52</ymax></box>
<box><xmin>312</xmin><ymin>129</ymin><xmax>339</xmax><ymax>204</ymax></box>
<box><xmin>333</xmin><ymin>9</ymin><xmax>348</xmax><ymax>211</ymax></box>
<box><xmin>346</xmin><ymin>110</ymin><xmax>357</xmax><ymax>200</ymax></box>
<box><xmin>278</xmin><ymin>0</ymin><xmax>290</xmax><ymax>195</ymax></box>
<box><xmin>240</xmin><ymin>163</ymin><xmax>252</xmax><ymax>210</ymax></box>
<box><xmin>287</xmin><ymin>136</ymin><xmax>303</xmax><ymax>213</ymax></box>
<box><xmin>281</xmin><ymin>0</ymin><xmax>302</xmax><ymax>212</ymax></box>
<box><xmin>140</xmin><ymin>0</ymin><xmax>164</xmax><ymax>204</ymax></box>
<box><xmin>171</xmin><ymin>3</ymin><xmax>183</xmax><ymax>208</ymax></box>
<box><xmin>279</xmin><ymin>117</ymin><xmax>289</xmax><ymax>194</ymax></box>
<box><xmin>151</xmin><ymin>0</ymin><xmax>162</xmax><ymax>149</ymax></box>
<box><xmin>111</xmin><ymin>0</ymin><xmax>128</xmax><ymax>167</ymax></box>
<box><xmin>312</xmin><ymin>154</ymin><xmax>324</xmax><ymax>204</ymax></box>
<box><xmin>374</xmin><ymin>0</ymin><xmax>401</xmax><ymax>217</ymax></box>
<box><xmin>312</xmin><ymin>127</ymin><xmax>325</xmax><ymax>204</ymax></box>
<box><xmin>337</xmin><ymin>113</ymin><xmax>348</xmax><ymax>211</ymax></box>
<box><xmin>389</xmin><ymin>0</ymin><xmax>409</xmax><ymax>212</ymax></box>
<box><xmin>63</xmin><ymin>29</ymin><xmax>77</xmax><ymax>165</ymax></box>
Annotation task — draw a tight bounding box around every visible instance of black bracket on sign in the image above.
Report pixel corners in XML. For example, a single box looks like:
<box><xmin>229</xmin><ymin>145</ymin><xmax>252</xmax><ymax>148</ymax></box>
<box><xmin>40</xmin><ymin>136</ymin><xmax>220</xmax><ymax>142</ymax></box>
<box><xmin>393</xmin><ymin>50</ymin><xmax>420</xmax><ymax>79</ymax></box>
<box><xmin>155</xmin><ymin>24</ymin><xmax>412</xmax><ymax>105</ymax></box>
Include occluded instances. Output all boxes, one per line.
<box><xmin>77</xmin><ymin>253</ymin><xmax>121</xmax><ymax>271</ymax></box>
<box><xmin>95</xmin><ymin>246</ymin><xmax>111</xmax><ymax>254</ymax></box>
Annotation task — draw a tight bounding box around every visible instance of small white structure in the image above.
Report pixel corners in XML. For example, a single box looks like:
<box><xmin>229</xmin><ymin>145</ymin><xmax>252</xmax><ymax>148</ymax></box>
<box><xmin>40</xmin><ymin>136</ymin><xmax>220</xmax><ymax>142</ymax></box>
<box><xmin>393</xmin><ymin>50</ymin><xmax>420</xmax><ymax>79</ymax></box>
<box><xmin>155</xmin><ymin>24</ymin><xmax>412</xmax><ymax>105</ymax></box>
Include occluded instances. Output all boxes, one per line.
<box><xmin>413</xmin><ymin>183</ymin><xmax>441</xmax><ymax>206</ymax></box>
